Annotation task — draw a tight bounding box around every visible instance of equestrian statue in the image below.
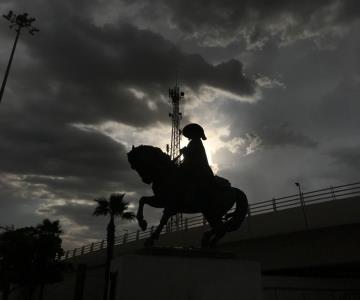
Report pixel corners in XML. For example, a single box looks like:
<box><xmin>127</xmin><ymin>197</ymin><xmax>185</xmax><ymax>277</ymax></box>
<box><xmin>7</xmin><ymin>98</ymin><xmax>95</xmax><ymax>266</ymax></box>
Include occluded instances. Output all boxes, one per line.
<box><xmin>127</xmin><ymin>123</ymin><xmax>248</xmax><ymax>247</ymax></box>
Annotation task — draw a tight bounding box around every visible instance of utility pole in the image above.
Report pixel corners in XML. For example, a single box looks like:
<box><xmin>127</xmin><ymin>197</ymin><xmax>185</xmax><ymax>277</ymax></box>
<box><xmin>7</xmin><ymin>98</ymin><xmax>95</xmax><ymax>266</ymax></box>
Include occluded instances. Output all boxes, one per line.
<box><xmin>0</xmin><ymin>11</ymin><xmax>39</xmax><ymax>104</ymax></box>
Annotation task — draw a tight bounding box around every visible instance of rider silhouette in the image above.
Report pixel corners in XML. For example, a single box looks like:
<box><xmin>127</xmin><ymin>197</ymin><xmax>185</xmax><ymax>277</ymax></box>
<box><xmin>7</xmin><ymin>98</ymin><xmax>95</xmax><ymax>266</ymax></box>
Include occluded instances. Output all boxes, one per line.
<box><xmin>179</xmin><ymin>124</ymin><xmax>214</xmax><ymax>194</ymax></box>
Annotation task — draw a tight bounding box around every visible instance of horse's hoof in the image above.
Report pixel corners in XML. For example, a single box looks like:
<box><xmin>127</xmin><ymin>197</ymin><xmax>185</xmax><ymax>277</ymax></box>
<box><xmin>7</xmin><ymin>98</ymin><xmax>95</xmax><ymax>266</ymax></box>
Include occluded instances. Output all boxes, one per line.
<box><xmin>144</xmin><ymin>238</ymin><xmax>154</xmax><ymax>247</ymax></box>
<box><xmin>138</xmin><ymin>219</ymin><xmax>148</xmax><ymax>231</ymax></box>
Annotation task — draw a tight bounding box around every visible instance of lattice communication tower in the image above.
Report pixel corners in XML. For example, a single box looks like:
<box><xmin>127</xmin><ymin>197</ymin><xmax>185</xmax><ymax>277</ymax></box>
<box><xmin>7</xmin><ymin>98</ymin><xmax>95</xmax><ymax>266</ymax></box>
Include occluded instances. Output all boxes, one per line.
<box><xmin>167</xmin><ymin>83</ymin><xmax>184</xmax><ymax>161</ymax></box>
<box><xmin>167</xmin><ymin>82</ymin><xmax>184</xmax><ymax>230</ymax></box>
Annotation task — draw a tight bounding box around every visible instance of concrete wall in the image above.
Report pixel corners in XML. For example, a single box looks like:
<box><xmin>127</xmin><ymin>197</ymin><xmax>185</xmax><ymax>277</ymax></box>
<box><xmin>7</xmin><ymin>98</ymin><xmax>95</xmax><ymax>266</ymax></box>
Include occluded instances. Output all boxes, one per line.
<box><xmin>263</xmin><ymin>276</ymin><xmax>360</xmax><ymax>300</ymax></box>
<box><xmin>114</xmin><ymin>255</ymin><xmax>263</xmax><ymax>300</ymax></box>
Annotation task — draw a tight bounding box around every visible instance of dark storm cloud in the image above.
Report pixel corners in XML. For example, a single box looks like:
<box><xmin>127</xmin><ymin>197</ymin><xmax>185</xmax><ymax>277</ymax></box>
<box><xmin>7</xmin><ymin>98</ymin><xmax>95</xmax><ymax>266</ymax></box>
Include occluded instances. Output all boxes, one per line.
<box><xmin>215</xmin><ymin>17</ymin><xmax>360</xmax><ymax>151</ymax></box>
<box><xmin>0</xmin><ymin>122</ymin><xmax>128</xmax><ymax>179</ymax></box>
<box><xmin>0</xmin><ymin>0</ymin><xmax>256</xmax><ymax>175</ymax></box>
<box><xmin>1</xmin><ymin>10</ymin><xmax>255</xmax><ymax>128</ymax></box>
<box><xmin>336</xmin><ymin>0</ymin><xmax>360</xmax><ymax>22</ymax></box>
<box><xmin>29</xmin><ymin>19</ymin><xmax>254</xmax><ymax>105</ymax></box>
<box><xmin>218</xmin><ymin>98</ymin><xmax>318</xmax><ymax>150</ymax></box>
<box><xmin>128</xmin><ymin>0</ymin><xmax>360</xmax><ymax>47</ymax></box>
<box><xmin>328</xmin><ymin>146</ymin><xmax>360</xmax><ymax>170</ymax></box>
<box><xmin>314</xmin><ymin>75</ymin><xmax>360</xmax><ymax>138</ymax></box>
<box><xmin>0</xmin><ymin>0</ymin><xmax>256</xmax><ymax>247</ymax></box>
<box><xmin>259</xmin><ymin>123</ymin><xmax>317</xmax><ymax>148</ymax></box>
<box><xmin>0</xmin><ymin>0</ymin><xmax>255</xmax><ymax>190</ymax></box>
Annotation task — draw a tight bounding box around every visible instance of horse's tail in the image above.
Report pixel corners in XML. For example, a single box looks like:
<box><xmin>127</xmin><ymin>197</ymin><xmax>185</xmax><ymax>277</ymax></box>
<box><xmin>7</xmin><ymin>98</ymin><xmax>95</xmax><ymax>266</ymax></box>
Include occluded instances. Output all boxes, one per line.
<box><xmin>224</xmin><ymin>188</ymin><xmax>248</xmax><ymax>232</ymax></box>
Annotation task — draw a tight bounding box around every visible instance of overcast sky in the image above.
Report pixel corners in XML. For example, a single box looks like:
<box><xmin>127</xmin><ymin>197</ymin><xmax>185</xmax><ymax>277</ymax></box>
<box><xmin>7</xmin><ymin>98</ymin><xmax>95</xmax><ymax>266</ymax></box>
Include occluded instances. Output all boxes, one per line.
<box><xmin>0</xmin><ymin>0</ymin><xmax>359</xmax><ymax>249</ymax></box>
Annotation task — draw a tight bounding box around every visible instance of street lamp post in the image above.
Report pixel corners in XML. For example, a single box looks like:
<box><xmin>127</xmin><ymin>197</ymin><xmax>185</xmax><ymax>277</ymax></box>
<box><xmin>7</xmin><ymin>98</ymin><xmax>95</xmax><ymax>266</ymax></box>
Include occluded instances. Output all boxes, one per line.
<box><xmin>122</xmin><ymin>229</ymin><xmax>128</xmax><ymax>244</ymax></box>
<box><xmin>295</xmin><ymin>182</ymin><xmax>309</xmax><ymax>228</ymax></box>
<box><xmin>0</xmin><ymin>11</ymin><xmax>39</xmax><ymax>104</ymax></box>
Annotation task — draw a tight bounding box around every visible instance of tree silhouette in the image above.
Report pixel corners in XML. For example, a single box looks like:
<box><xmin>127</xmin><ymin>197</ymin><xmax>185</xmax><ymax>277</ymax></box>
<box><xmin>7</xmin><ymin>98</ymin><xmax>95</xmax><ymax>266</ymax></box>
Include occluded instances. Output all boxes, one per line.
<box><xmin>0</xmin><ymin>219</ymin><xmax>65</xmax><ymax>300</ymax></box>
<box><xmin>93</xmin><ymin>193</ymin><xmax>135</xmax><ymax>300</ymax></box>
<box><xmin>35</xmin><ymin>219</ymin><xmax>64</xmax><ymax>300</ymax></box>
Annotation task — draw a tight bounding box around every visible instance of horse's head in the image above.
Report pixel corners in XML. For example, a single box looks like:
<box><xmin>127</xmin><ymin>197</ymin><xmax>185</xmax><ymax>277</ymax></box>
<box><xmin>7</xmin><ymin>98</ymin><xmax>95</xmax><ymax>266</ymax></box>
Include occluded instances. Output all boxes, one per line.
<box><xmin>127</xmin><ymin>145</ymin><xmax>173</xmax><ymax>184</ymax></box>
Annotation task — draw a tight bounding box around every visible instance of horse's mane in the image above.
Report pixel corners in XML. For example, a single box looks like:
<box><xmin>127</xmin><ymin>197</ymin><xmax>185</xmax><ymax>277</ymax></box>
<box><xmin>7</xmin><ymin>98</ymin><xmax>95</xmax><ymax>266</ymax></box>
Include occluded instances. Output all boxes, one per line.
<box><xmin>127</xmin><ymin>145</ymin><xmax>174</xmax><ymax>169</ymax></box>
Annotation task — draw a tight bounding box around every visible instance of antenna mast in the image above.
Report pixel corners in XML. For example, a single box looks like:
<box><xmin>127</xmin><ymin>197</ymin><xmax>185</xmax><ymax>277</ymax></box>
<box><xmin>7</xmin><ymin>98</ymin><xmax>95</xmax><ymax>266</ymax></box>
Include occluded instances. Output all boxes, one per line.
<box><xmin>168</xmin><ymin>79</ymin><xmax>184</xmax><ymax>231</ymax></box>
<box><xmin>168</xmin><ymin>81</ymin><xmax>184</xmax><ymax>160</ymax></box>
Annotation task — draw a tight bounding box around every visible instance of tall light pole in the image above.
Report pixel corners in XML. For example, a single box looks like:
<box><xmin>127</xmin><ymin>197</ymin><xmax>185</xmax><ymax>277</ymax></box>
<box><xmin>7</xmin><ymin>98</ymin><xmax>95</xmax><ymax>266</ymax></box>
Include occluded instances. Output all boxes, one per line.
<box><xmin>295</xmin><ymin>182</ymin><xmax>309</xmax><ymax>228</ymax></box>
<box><xmin>0</xmin><ymin>11</ymin><xmax>39</xmax><ymax>104</ymax></box>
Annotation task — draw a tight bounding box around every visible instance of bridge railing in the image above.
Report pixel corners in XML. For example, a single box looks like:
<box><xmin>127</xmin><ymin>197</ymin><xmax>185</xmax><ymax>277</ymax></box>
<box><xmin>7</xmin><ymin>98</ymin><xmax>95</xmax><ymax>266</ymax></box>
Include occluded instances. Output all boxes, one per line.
<box><xmin>59</xmin><ymin>181</ymin><xmax>360</xmax><ymax>260</ymax></box>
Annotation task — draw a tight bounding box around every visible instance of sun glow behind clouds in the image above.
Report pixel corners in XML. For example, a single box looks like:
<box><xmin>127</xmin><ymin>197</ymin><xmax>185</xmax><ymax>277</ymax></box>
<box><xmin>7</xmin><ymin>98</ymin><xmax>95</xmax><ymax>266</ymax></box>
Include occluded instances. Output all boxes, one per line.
<box><xmin>73</xmin><ymin>120</ymin><xmax>228</xmax><ymax>173</ymax></box>
<box><xmin>181</xmin><ymin>85</ymin><xmax>263</xmax><ymax>172</ymax></box>
<box><xmin>72</xmin><ymin>81</ymin><xmax>263</xmax><ymax>175</ymax></box>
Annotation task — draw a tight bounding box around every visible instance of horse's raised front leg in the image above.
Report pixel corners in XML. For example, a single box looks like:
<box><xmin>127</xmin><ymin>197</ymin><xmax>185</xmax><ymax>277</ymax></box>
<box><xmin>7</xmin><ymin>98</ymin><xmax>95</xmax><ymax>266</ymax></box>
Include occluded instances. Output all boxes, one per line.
<box><xmin>137</xmin><ymin>196</ymin><xmax>165</xmax><ymax>231</ymax></box>
<box><xmin>136</xmin><ymin>196</ymin><xmax>152</xmax><ymax>231</ymax></box>
<box><xmin>144</xmin><ymin>210</ymin><xmax>173</xmax><ymax>247</ymax></box>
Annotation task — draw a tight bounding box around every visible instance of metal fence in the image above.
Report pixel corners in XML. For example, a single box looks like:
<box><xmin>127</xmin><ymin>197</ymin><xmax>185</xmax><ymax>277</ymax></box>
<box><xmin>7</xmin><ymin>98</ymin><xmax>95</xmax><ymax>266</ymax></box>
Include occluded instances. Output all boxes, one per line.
<box><xmin>59</xmin><ymin>181</ymin><xmax>360</xmax><ymax>260</ymax></box>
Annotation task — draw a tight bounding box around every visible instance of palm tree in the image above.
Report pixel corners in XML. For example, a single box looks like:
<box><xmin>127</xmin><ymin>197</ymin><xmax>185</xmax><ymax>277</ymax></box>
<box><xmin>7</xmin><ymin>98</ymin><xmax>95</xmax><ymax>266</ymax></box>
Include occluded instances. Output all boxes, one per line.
<box><xmin>93</xmin><ymin>193</ymin><xmax>135</xmax><ymax>300</ymax></box>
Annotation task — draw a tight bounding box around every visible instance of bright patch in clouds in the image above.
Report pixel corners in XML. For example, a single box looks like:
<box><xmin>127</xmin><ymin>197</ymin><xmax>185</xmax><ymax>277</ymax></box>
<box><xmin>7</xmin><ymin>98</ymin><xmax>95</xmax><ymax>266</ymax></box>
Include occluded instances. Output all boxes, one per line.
<box><xmin>73</xmin><ymin>121</ymin><xmax>171</xmax><ymax>153</ymax></box>
<box><xmin>128</xmin><ymin>87</ymin><xmax>146</xmax><ymax>99</ymax></box>
<box><xmin>190</xmin><ymin>85</ymin><xmax>259</xmax><ymax>103</ymax></box>
<box><xmin>182</xmin><ymin>87</ymin><xmax>263</xmax><ymax>172</ymax></box>
<box><xmin>128</xmin><ymin>87</ymin><xmax>158</xmax><ymax>111</ymax></box>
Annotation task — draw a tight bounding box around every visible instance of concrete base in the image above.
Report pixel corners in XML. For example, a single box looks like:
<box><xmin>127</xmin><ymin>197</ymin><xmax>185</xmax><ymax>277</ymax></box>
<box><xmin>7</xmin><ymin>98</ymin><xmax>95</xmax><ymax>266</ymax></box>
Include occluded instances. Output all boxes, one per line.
<box><xmin>113</xmin><ymin>250</ymin><xmax>262</xmax><ymax>300</ymax></box>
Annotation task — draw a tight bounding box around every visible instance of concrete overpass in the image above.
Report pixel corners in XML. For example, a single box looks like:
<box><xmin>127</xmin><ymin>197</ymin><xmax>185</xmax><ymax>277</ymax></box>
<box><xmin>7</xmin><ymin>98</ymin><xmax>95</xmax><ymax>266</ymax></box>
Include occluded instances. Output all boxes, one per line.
<box><xmin>66</xmin><ymin>182</ymin><xmax>360</xmax><ymax>271</ymax></box>
<box><xmin>53</xmin><ymin>181</ymin><xmax>360</xmax><ymax>300</ymax></box>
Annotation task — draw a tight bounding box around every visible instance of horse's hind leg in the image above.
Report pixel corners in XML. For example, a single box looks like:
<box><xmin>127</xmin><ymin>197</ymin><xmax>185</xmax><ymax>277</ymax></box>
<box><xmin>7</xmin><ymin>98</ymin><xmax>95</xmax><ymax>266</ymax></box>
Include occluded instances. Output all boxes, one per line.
<box><xmin>201</xmin><ymin>229</ymin><xmax>214</xmax><ymax>247</ymax></box>
<box><xmin>203</xmin><ymin>216</ymin><xmax>227</xmax><ymax>247</ymax></box>
<box><xmin>144</xmin><ymin>211</ymin><xmax>173</xmax><ymax>247</ymax></box>
<box><xmin>210</xmin><ymin>226</ymin><xmax>226</xmax><ymax>247</ymax></box>
<box><xmin>200</xmin><ymin>212</ymin><xmax>214</xmax><ymax>247</ymax></box>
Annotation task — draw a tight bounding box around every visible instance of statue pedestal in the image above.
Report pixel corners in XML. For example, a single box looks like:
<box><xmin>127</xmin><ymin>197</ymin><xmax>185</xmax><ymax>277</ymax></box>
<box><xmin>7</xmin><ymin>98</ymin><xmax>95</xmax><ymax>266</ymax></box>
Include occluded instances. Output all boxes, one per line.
<box><xmin>112</xmin><ymin>248</ymin><xmax>263</xmax><ymax>300</ymax></box>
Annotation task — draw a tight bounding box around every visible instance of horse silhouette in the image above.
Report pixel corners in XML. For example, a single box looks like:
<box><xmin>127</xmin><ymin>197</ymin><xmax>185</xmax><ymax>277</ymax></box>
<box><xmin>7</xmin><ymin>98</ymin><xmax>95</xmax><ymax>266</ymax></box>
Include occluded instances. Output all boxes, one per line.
<box><xmin>127</xmin><ymin>145</ymin><xmax>248</xmax><ymax>247</ymax></box>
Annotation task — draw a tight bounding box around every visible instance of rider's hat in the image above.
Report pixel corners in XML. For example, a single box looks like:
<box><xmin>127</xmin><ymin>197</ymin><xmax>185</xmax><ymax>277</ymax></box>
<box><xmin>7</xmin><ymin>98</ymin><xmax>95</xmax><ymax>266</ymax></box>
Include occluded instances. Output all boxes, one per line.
<box><xmin>182</xmin><ymin>123</ymin><xmax>207</xmax><ymax>140</ymax></box>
